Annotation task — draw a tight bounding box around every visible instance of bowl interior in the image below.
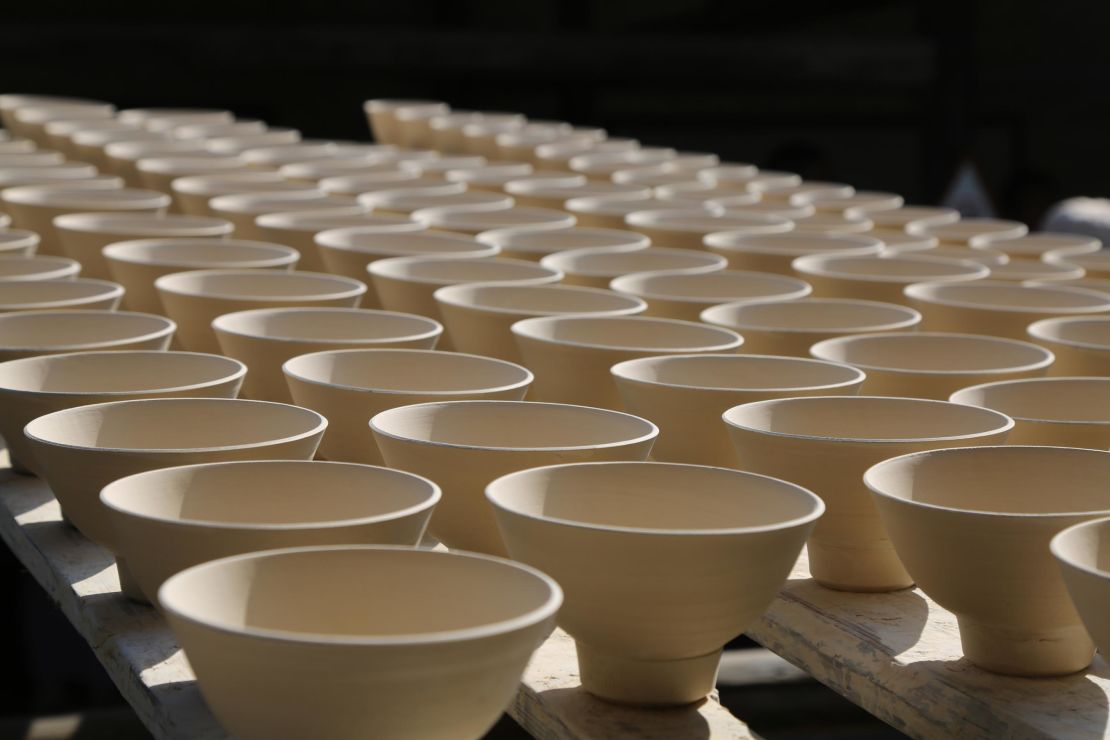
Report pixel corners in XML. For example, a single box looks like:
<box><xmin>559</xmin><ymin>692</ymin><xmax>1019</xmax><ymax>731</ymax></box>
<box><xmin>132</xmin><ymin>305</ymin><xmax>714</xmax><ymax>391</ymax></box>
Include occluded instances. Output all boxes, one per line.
<box><xmin>1030</xmin><ymin>318</ymin><xmax>1110</xmax><ymax>348</ymax></box>
<box><xmin>0</xmin><ymin>279</ymin><xmax>120</xmax><ymax>305</ymax></box>
<box><xmin>705</xmin><ymin>233</ymin><xmax>880</xmax><ymax>255</ymax></box>
<box><xmin>950</xmin><ymin>378</ymin><xmax>1110</xmax><ymax>423</ymax></box>
<box><xmin>813</xmin><ymin>333</ymin><xmax>1051</xmax><ymax>371</ymax></box>
<box><xmin>437</xmin><ymin>284</ymin><xmax>642</xmax><ymax>314</ymax></box>
<box><xmin>372</xmin><ymin>256</ymin><xmax>557</xmax><ymax>284</ymax></box>
<box><xmin>515</xmin><ymin>316</ymin><xmax>740</xmax><ymax>350</ymax></box>
<box><xmin>910</xmin><ymin>282</ymin><xmax>1110</xmax><ymax>310</ymax></box>
<box><xmin>105</xmin><ymin>240</ymin><xmax>296</xmax><ymax>266</ymax></box>
<box><xmin>725</xmin><ymin>396</ymin><xmax>1012</xmax><ymax>441</ymax></box>
<box><xmin>866</xmin><ymin>446</ymin><xmax>1110</xmax><ymax>514</ymax></box>
<box><xmin>160</xmin><ymin>547</ymin><xmax>555</xmax><ymax>638</ymax></box>
<box><xmin>0</xmin><ymin>351</ymin><xmax>241</xmax><ymax>393</ymax></box>
<box><xmin>544</xmin><ymin>247</ymin><xmax>724</xmax><ymax>275</ymax></box>
<box><xmin>286</xmin><ymin>350</ymin><xmax>528</xmax><ymax>392</ymax></box>
<box><xmin>480</xmin><ymin>227</ymin><xmax>646</xmax><ymax>251</ymax></box>
<box><xmin>213</xmin><ymin>308</ymin><xmax>437</xmax><ymax>342</ymax></box>
<box><xmin>316</xmin><ymin>229</ymin><xmax>488</xmax><ymax>256</ymax></box>
<box><xmin>796</xmin><ymin>254</ymin><xmax>985</xmax><ymax>280</ymax></box>
<box><xmin>0</xmin><ymin>312</ymin><xmax>171</xmax><ymax>348</ymax></box>
<box><xmin>372</xmin><ymin>401</ymin><xmax>655</xmax><ymax>449</ymax></box>
<box><xmin>705</xmin><ymin>298</ymin><xmax>918</xmax><ymax>331</ymax></box>
<box><xmin>612</xmin><ymin>270</ymin><xmax>808</xmax><ymax>300</ymax></box>
<box><xmin>613</xmin><ymin>354</ymin><xmax>863</xmax><ymax>390</ymax></box>
<box><xmin>488</xmin><ymin>462</ymin><xmax>819</xmax><ymax>531</ymax></box>
<box><xmin>26</xmin><ymin>398</ymin><xmax>322</xmax><ymax>450</ymax></box>
<box><xmin>103</xmin><ymin>462</ymin><xmax>435</xmax><ymax>525</ymax></box>
<box><xmin>1054</xmin><ymin>519</ymin><xmax>1110</xmax><ymax>573</ymax></box>
<box><xmin>157</xmin><ymin>270</ymin><xmax>363</xmax><ymax>299</ymax></box>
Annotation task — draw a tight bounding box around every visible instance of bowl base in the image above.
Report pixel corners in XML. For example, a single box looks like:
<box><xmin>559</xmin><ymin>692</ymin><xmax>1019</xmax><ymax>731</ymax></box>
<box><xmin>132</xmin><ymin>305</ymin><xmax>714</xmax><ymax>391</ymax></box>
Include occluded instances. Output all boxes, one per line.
<box><xmin>576</xmin><ymin>641</ymin><xmax>720</xmax><ymax>706</ymax></box>
<box><xmin>116</xmin><ymin>558</ymin><xmax>150</xmax><ymax>604</ymax></box>
<box><xmin>957</xmin><ymin>617</ymin><xmax>1095</xmax><ymax>676</ymax></box>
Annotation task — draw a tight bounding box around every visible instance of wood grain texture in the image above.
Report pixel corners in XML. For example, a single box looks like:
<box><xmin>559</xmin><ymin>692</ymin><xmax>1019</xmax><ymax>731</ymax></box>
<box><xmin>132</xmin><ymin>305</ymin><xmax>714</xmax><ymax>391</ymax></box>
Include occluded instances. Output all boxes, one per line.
<box><xmin>747</xmin><ymin>551</ymin><xmax>1110</xmax><ymax>740</ymax></box>
<box><xmin>0</xmin><ymin>462</ymin><xmax>754</xmax><ymax>739</ymax></box>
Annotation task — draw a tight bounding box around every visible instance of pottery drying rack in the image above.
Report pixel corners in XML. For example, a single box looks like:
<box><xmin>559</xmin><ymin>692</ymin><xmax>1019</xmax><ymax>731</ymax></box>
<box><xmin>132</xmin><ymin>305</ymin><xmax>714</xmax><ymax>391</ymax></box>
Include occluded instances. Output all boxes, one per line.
<box><xmin>2</xmin><ymin>449</ymin><xmax>1107</xmax><ymax>740</ymax></box>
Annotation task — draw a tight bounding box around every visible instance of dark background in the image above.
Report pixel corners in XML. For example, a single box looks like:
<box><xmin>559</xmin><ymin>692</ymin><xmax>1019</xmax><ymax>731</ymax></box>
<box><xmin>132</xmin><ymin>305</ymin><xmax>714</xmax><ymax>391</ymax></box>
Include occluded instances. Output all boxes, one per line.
<box><xmin>0</xmin><ymin>1</ymin><xmax>1104</xmax><ymax>736</ymax></box>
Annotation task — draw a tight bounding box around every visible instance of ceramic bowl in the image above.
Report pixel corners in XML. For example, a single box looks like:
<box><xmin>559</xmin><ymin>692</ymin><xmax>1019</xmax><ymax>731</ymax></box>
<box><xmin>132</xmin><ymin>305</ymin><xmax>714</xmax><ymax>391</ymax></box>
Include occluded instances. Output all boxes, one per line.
<box><xmin>807</xmin><ymin>190</ymin><xmax>904</xmax><ymax>215</ymax></box>
<box><xmin>314</xmin><ymin>229</ymin><xmax>497</xmax><ymax>304</ymax></box>
<box><xmin>205</xmin><ymin>131</ymin><xmax>304</xmax><ymax>156</ymax></box>
<box><xmin>792</xmin><ymin>254</ymin><xmax>988</xmax><ymax>304</ymax></box>
<box><xmin>170</xmin><ymin>173</ymin><xmax>307</xmax><ymax>216</ymax></box>
<box><xmin>24</xmin><ymin>397</ymin><xmax>326</xmax><ymax>546</ymax></box>
<box><xmin>104</xmin><ymin>140</ymin><xmax>209</xmax><ymax>184</ymax></box>
<box><xmin>1051</xmin><ymin>518</ymin><xmax>1110</xmax><ymax>661</ymax></box>
<box><xmin>102</xmin><ymin>460</ymin><xmax>439</xmax><ymax>602</ymax></box>
<box><xmin>612</xmin><ymin>354</ymin><xmax>864</xmax><ymax>465</ymax></box>
<box><xmin>1</xmin><ymin>186</ymin><xmax>170</xmax><ymax>256</ymax></box>
<box><xmin>701</xmin><ymin>298</ymin><xmax>921</xmax><ymax>356</ymax></box>
<box><xmin>0</xmin><ymin>278</ymin><xmax>123</xmax><ymax>312</ymax></box>
<box><xmin>365</xmin><ymin>99</ymin><xmax>450</xmax><ymax>144</ymax></box>
<box><xmin>1028</xmin><ymin>317</ymin><xmax>1110</xmax><ymax>376</ymax></box>
<box><xmin>905</xmin><ymin>281</ymin><xmax>1110</xmax><ymax>339</ymax></box>
<box><xmin>213</xmin><ymin>308</ymin><xmax>442</xmax><ymax>402</ymax></box>
<box><xmin>892</xmin><ymin>244</ymin><xmax>1009</xmax><ymax>267</ymax></box>
<box><xmin>566</xmin><ymin>196</ymin><xmax>713</xmax><ymax>230</ymax></box>
<box><xmin>208</xmin><ymin>192</ymin><xmax>356</xmax><ymax>240</ymax></box>
<box><xmin>533</xmin><ymin>137</ymin><xmax>640</xmax><ymax>171</ymax></box>
<box><xmin>368</xmin><ymin>255</ymin><xmax>562</xmax><ymax>321</ymax></box>
<box><xmin>541</xmin><ymin>246</ymin><xmax>723</xmax><ymax>288</ymax></box>
<box><xmin>0</xmin><ymin>95</ymin><xmax>112</xmax><ymax>133</ymax></box>
<box><xmin>285</xmin><ymin>349</ymin><xmax>532</xmax><ymax>464</ymax></box>
<box><xmin>726</xmin><ymin>397</ymin><xmax>1012</xmax><ymax>592</ymax></box>
<box><xmin>503</xmin><ymin>180</ymin><xmax>650</xmax><ymax>210</ymax></box>
<box><xmin>857</xmin><ymin>205</ymin><xmax>960</xmax><ymax>234</ymax></box>
<box><xmin>703</xmin><ymin>232</ymin><xmax>883</xmax><ymax>275</ymax></box>
<box><xmin>0</xmin><ymin>256</ymin><xmax>81</xmax><ymax>281</ymax></box>
<box><xmin>434</xmin><ymin>283</ymin><xmax>646</xmax><ymax>361</ymax></box>
<box><xmin>136</xmin><ymin>155</ymin><xmax>251</xmax><ymax>194</ymax></box>
<box><xmin>0</xmin><ymin>167</ymin><xmax>115</xmax><ymax>192</ymax></box>
<box><xmin>487</xmin><ymin>460</ymin><xmax>821</xmax><ymax>704</ymax></box>
<box><xmin>0</xmin><ymin>150</ymin><xmax>66</xmax><ymax>167</ymax></box>
<box><xmin>869</xmin><ymin>232</ymin><xmax>940</xmax><ymax>252</ymax></box>
<box><xmin>624</xmin><ymin>209</ymin><xmax>792</xmax><ymax>250</ymax></box>
<box><xmin>810</xmin><ymin>331</ymin><xmax>1054</xmax><ymax>399</ymax></box>
<box><xmin>609</xmin><ymin>269</ymin><xmax>811</xmax><ymax>321</ymax></box>
<box><xmin>441</xmin><ymin>162</ymin><xmax>535</xmax><ymax>191</ymax></box>
<box><xmin>321</xmin><ymin>172</ymin><xmax>435</xmax><ymax>197</ymax></box>
<box><xmin>239</xmin><ymin>144</ymin><xmax>344</xmax><ymax>170</ymax></box>
<box><xmin>118</xmin><ymin>108</ymin><xmax>232</xmax><ymax>130</ymax></box>
<box><xmin>280</xmin><ymin>158</ymin><xmax>403</xmax><ymax>184</ymax></box>
<box><xmin>159</xmin><ymin>544</ymin><xmax>559</xmax><ymax>740</ymax></box>
<box><xmin>987</xmin><ymin>260</ymin><xmax>1085</xmax><ymax>283</ymax></box>
<box><xmin>475</xmin><ymin>227</ymin><xmax>650</xmax><ymax>262</ymax></box>
<box><xmin>1045</xmin><ymin>249</ymin><xmax>1110</xmax><ymax>280</ymax></box>
<box><xmin>102</xmin><ymin>239</ymin><xmax>299</xmax><ymax>313</ymax></box>
<box><xmin>44</xmin><ymin>119</ymin><xmax>138</xmax><ymax>157</ymax></box>
<box><xmin>866</xmin><ymin>445</ymin><xmax>1110</xmax><ymax>676</ymax></box>
<box><xmin>53</xmin><ymin>213</ymin><xmax>234</xmax><ymax>279</ymax></box>
<box><xmin>171</xmin><ymin>120</ymin><xmax>268</xmax><ymax>140</ymax></box>
<box><xmin>787</xmin><ymin>212</ymin><xmax>874</xmax><ymax>235</ymax></box>
<box><xmin>0</xmin><ymin>350</ymin><xmax>243</xmax><ymax>473</ymax></box>
<box><xmin>371</xmin><ymin>400</ymin><xmax>658</xmax><ymax>554</ymax></box>
<box><xmin>752</xmin><ymin>180</ymin><xmax>854</xmax><ymax>205</ymax></box>
<box><xmin>950</xmin><ymin>377</ymin><xmax>1110</xmax><ymax>448</ymax></box>
<box><xmin>154</xmin><ymin>270</ymin><xmax>366</xmax><ymax>352</ymax></box>
<box><xmin>0</xmin><ymin>310</ymin><xmax>175</xmax><ymax>362</ymax></box>
<box><xmin>255</xmin><ymin>210</ymin><xmax>421</xmax><ymax>272</ymax></box>
<box><xmin>567</xmin><ymin>148</ymin><xmax>679</xmax><ymax>180</ymax></box>
<box><xmin>907</xmin><ymin>217</ymin><xmax>1028</xmax><ymax>246</ymax></box>
<box><xmin>412</xmin><ymin>206</ymin><xmax>575</xmax><ymax>236</ymax></box>
<box><xmin>360</xmin><ymin>185</ymin><xmax>514</xmax><ymax>216</ymax></box>
<box><xmin>1026</xmin><ymin>277</ymin><xmax>1110</xmax><ymax>298</ymax></box>
<box><xmin>972</xmin><ymin>233</ymin><xmax>1101</xmax><ymax>262</ymax></box>
<box><xmin>0</xmin><ymin>230</ymin><xmax>41</xmax><ymax>259</ymax></box>
<box><xmin>512</xmin><ymin>315</ymin><xmax>743</xmax><ymax>409</ymax></box>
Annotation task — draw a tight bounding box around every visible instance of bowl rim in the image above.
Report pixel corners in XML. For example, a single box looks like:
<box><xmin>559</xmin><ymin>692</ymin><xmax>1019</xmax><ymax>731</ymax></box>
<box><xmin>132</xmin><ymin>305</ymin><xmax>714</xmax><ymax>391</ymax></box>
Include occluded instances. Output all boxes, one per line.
<box><xmin>485</xmin><ymin>460</ymin><xmax>826</xmax><ymax>536</ymax></box>
<box><xmin>540</xmin><ymin>245</ymin><xmax>725</xmax><ymax>277</ymax></box>
<box><xmin>254</xmin><ymin>208</ymin><xmax>417</xmax><ymax>233</ymax></box>
<box><xmin>433</xmin><ymin>281</ymin><xmax>647</xmax><ymax>317</ymax></box>
<box><xmin>624</xmin><ymin>208</ymin><xmax>791</xmax><ymax>234</ymax></box>
<box><xmin>211</xmin><ymin>306</ymin><xmax>443</xmax><ymax>345</ymax></box>
<box><xmin>158</xmin><ymin>544</ymin><xmax>563</xmax><ymax>646</ymax></box>
<box><xmin>1027</xmin><ymin>316</ymin><xmax>1110</xmax><ymax>350</ymax></box>
<box><xmin>370</xmin><ymin>399</ymin><xmax>659</xmax><ymax>453</ymax></box>
<box><xmin>153</xmin><ymin>269</ymin><xmax>367</xmax><ymax>302</ymax></box>
<box><xmin>723</xmin><ymin>394</ymin><xmax>1015</xmax><ymax>444</ymax></box>
<box><xmin>103</xmin><ymin>239</ymin><xmax>300</xmax><ymax>268</ymax></box>
<box><xmin>905</xmin><ymin>217</ymin><xmax>1028</xmax><ymax>240</ymax></box>
<box><xmin>0</xmin><ymin>310</ymin><xmax>176</xmax><ymax>352</ymax></box>
<box><xmin>702</xmin><ymin>230</ymin><xmax>883</xmax><ymax>254</ymax></box>
<box><xmin>0</xmin><ymin>255</ymin><xmax>81</xmax><ymax>280</ymax></box>
<box><xmin>865</xmin><ymin>445</ymin><xmax>1110</xmax><ymax>518</ymax></box>
<box><xmin>903</xmin><ymin>279</ymin><xmax>1110</xmax><ymax>313</ymax></box>
<box><xmin>100</xmin><ymin>459</ymin><xmax>441</xmax><ymax>531</ymax></box>
<box><xmin>611</xmin><ymin>352</ymin><xmax>866</xmax><ymax>393</ymax></box>
<box><xmin>0</xmin><ymin>277</ymin><xmax>124</xmax><ymax>309</ymax></box>
<box><xmin>0</xmin><ymin>185</ymin><xmax>170</xmax><ymax>209</ymax></box>
<box><xmin>609</xmin><ymin>268</ymin><xmax>812</xmax><ymax>305</ymax></box>
<box><xmin>700</xmin><ymin>297</ymin><xmax>922</xmax><ymax>334</ymax></box>
<box><xmin>948</xmin><ymin>376</ymin><xmax>1110</xmax><ymax>427</ymax></box>
<box><xmin>792</xmin><ymin>253</ymin><xmax>990</xmax><ymax>284</ymax></box>
<box><xmin>283</xmin><ymin>348</ymin><xmax>533</xmax><ymax>395</ymax></box>
<box><xmin>1050</xmin><ymin>516</ymin><xmax>1110</xmax><ymax>580</ymax></box>
<box><xmin>52</xmin><ymin>211</ymin><xmax>233</xmax><ymax>236</ymax></box>
<box><xmin>0</xmin><ymin>350</ymin><xmax>246</xmax><ymax>397</ymax></box>
<box><xmin>809</xmin><ymin>331</ymin><xmax>1055</xmax><ymax>376</ymax></box>
<box><xmin>511</xmin><ymin>314</ymin><xmax>744</xmax><ymax>353</ymax></box>
<box><xmin>24</xmin><ymin>397</ymin><xmax>327</xmax><ymax>454</ymax></box>
<box><xmin>474</xmin><ymin>225</ymin><xmax>650</xmax><ymax>250</ymax></box>
<box><xmin>368</xmin><ymin>254</ymin><xmax>562</xmax><ymax>285</ymax></box>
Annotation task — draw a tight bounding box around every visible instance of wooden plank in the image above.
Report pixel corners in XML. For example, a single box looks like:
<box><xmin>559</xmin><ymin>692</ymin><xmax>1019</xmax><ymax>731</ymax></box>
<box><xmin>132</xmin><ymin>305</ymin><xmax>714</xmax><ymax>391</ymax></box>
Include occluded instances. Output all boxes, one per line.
<box><xmin>0</xmin><ymin>458</ymin><xmax>755</xmax><ymax>740</ymax></box>
<box><xmin>746</xmin><ymin>552</ymin><xmax>1110</xmax><ymax>740</ymax></box>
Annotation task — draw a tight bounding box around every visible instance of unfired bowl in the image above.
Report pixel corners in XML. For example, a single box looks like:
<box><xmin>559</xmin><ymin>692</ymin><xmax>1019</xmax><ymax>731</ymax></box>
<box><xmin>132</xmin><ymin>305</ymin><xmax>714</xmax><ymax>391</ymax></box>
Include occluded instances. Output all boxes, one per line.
<box><xmin>503</xmin><ymin>180</ymin><xmax>650</xmax><ymax>210</ymax></box>
<box><xmin>0</xmin><ymin>310</ymin><xmax>174</xmax><ymax>362</ymax></box>
<box><xmin>566</xmin><ymin>196</ymin><xmax>714</xmax><ymax>230</ymax></box>
<box><xmin>53</xmin><ymin>213</ymin><xmax>233</xmax><ymax>279</ymax></box>
<box><xmin>612</xmin><ymin>354</ymin><xmax>864</xmax><ymax>465</ymax></box>
<box><xmin>0</xmin><ymin>350</ymin><xmax>243</xmax><ymax>473</ymax></box>
<box><xmin>512</xmin><ymin>315</ymin><xmax>743</xmax><ymax>409</ymax></box>
<box><xmin>475</xmin><ymin>227</ymin><xmax>650</xmax><ymax>262</ymax></box>
<box><xmin>973</xmin><ymin>233</ymin><xmax>1100</xmax><ymax>262</ymax></box>
<box><xmin>0</xmin><ymin>230</ymin><xmax>40</xmax><ymax>258</ymax></box>
<box><xmin>541</xmin><ymin>246</ymin><xmax>724</xmax><ymax>288</ymax></box>
<box><xmin>624</xmin><ymin>209</ymin><xmax>792</xmax><ymax>250</ymax></box>
<box><xmin>792</xmin><ymin>253</ymin><xmax>988</xmax><ymax>304</ymax></box>
<box><xmin>907</xmin><ymin>217</ymin><xmax>1028</xmax><ymax>246</ymax></box>
<box><xmin>159</xmin><ymin>545</ymin><xmax>559</xmax><ymax>740</ymax></box>
<box><xmin>950</xmin><ymin>377</ymin><xmax>1110</xmax><ymax>449</ymax></box>
<box><xmin>866</xmin><ymin>445</ymin><xmax>1110</xmax><ymax>676</ymax></box>
<box><xmin>1051</xmin><ymin>518</ymin><xmax>1110</xmax><ymax>662</ymax></box>
<box><xmin>435</xmin><ymin>283</ymin><xmax>645</xmax><ymax>361</ymax></box>
<box><xmin>857</xmin><ymin>205</ymin><xmax>959</xmax><ymax>234</ymax></box>
<box><xmin>810</xmin><ymin>331</ymin><xmax>1054</xmax><ymax>399</ymax></box>
<box><xmin>1045</xmin><ymin>249</ymin><xmax>1110</xmax><ymax>280</ymax></box>
<box><xmin>487</xmin><ymin>461</ymin><xmax>821</xmax><ymax>704</ymax></box>
<box><xmin>726</xmin><ymin>397</ymin><xmax>1012</xmax><ymax>592</ymax></box>
<box><xmin>285</xmin><ymin>349</ymin><xmax>532</xmax><ymax>464</ymax></box>
<box><xmin>0</xmin><ymin>256</ymin><xmax>80</xmax><ymax>281</ymax></box>
<box><xmin>987</xmin><ymin>260</ymin><xmax>1085</xmax><ymax>283</ymax></box>
<box><xmin>0</xmin><ymin>278</ymin><xmax>123</xmax><ymax>312</ymax></box>
<box><xmin>213</xmin><ymin>307</ymin><xmax>442</xmax><ymax>402</ymax></box>
<box><xmin>1028</xmin><ymin>317</ymin><xmax>1110</xmax><ymax>376</ymax></box>
<box><xmin>24</xmin><ymin>397</ymin><xmax>326</xmax><ymax>546</ymax></box>
<box><xmin>208</xmin><ymin>191</ymin><xmax>356</xmax><ymax>240</ymax></box>
<box><xmin>170</xmin><ymin>173</ymin><xmax>306</xmax><ymax>216</ymax></box>
<box><xmin>102</xmin><ymin>460</ymin><xmax>439</xmax><ymax>602</ymax></box>
<box><xmin>905</xmin><ymin>281</ymin><xmax>1110</xmax><ymax>339</ymax></box>
<box><xmin>154</xmin><ymin>270</ymin><xmax>366</xmax><ymax>352</ymax></box>
<box><xmin>413</xmin><ymin>206</ymin><xmax>575</xmax><ymax>236</ymax></box>
<box><xmin>103</xmin><ymin>239</ymin><xmax>299</xmax><ymax>313</ymax></box>
<box><xmin>371</xmin><ymin>400</ymin><xmax>658</xmax><ymax>554</ymax></box>
<box><xmin>255</xmin><ymin>210</ymin><xmax>421</xmax><ymax>272</ymax></box>
<box><xmin>703</xmin><ymin>232</ymin><xmax>883</xmax><ymax>275</ymax></box>
<box><xmin>609</xmin><ymin>269</ymin><xmax>811</xmax><ymax>320</ymax></box>
<box><xmin>701</xmin><ymin>298</ymin><xmax>921</xmax><ymax>356</ymax></box>
<box><xmin>365</xmin><ymin>98</ymin><xmax>449</xmax><ymax>144</ymax></box>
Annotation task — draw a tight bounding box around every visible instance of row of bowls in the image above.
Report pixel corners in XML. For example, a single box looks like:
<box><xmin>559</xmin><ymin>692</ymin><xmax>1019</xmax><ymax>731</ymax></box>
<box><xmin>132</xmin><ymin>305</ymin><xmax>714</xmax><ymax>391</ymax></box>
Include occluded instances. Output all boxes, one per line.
<box><xmin>1</xmin><ymin>94</ymin><xmax>1108</xmax><ymax>740</ymax></box>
